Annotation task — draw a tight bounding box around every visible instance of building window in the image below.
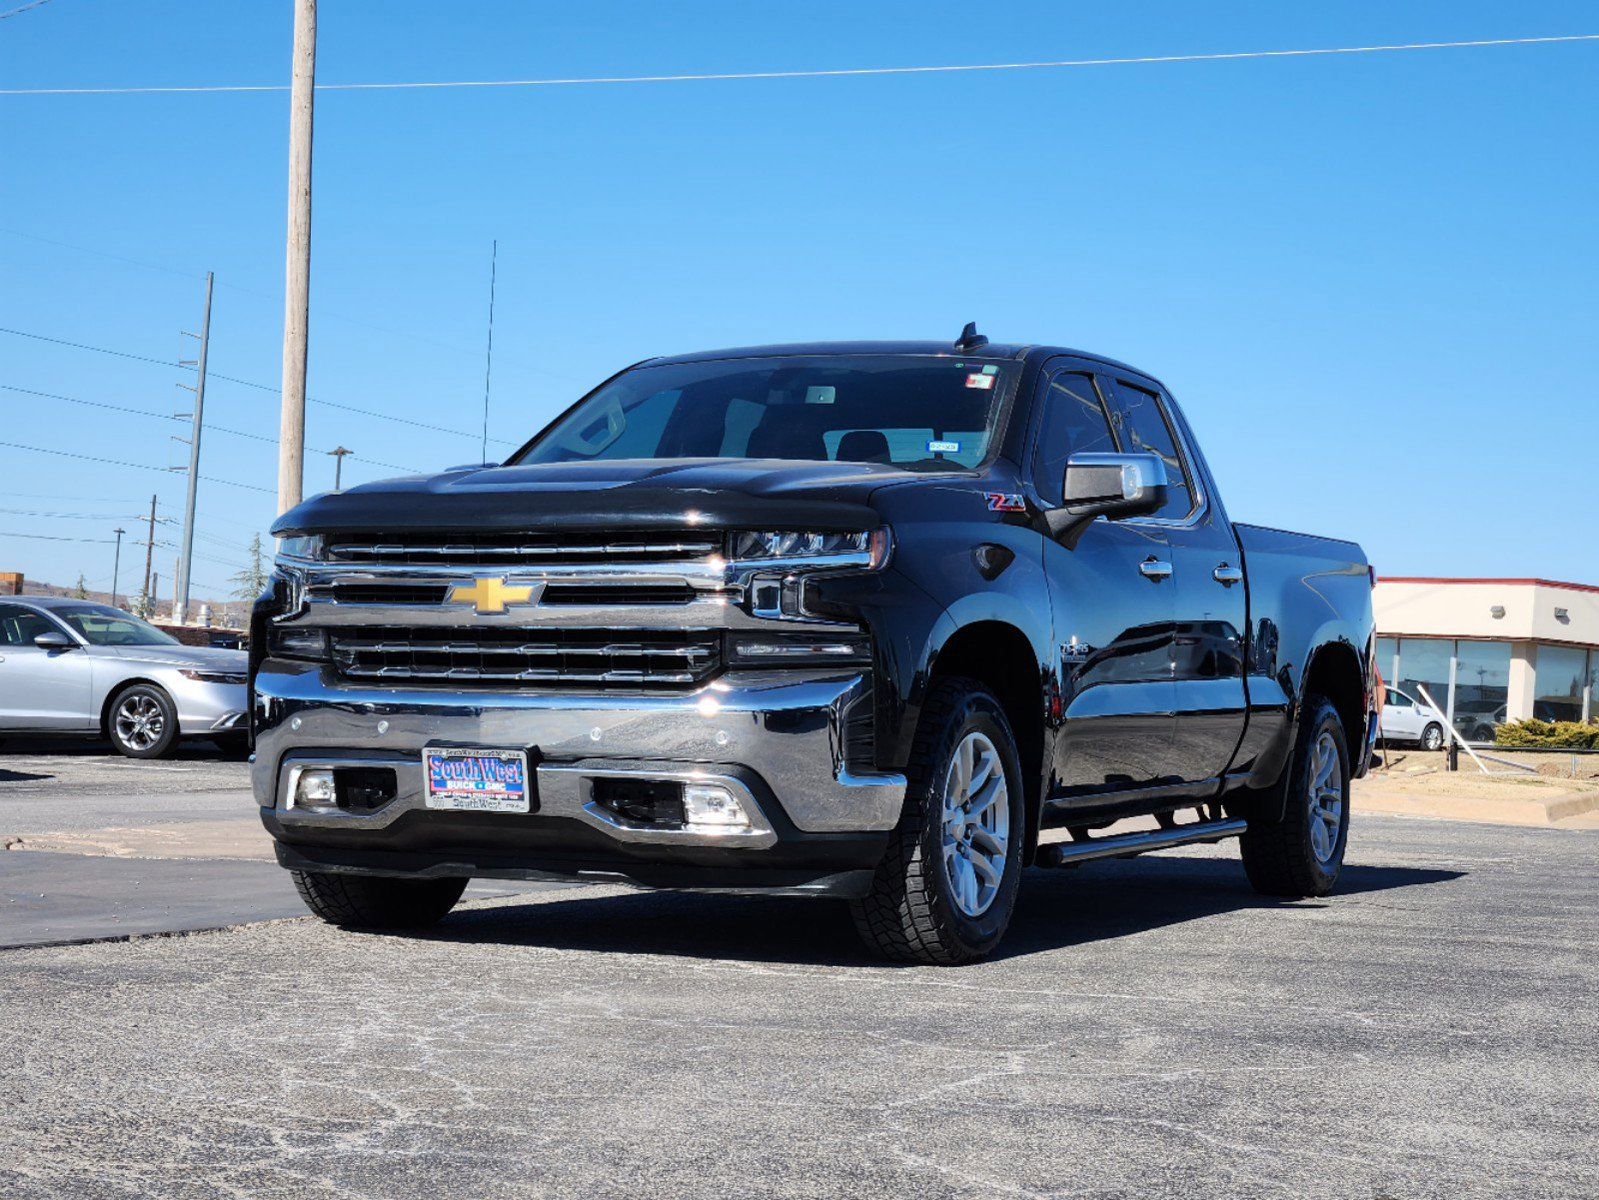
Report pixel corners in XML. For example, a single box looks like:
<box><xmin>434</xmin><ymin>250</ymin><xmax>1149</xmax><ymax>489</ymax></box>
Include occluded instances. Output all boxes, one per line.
<box><xmin>1396</xmin><ymin>637</ymin><xmax>1511</xmax><ymax>742</ymax></box>
<box><xmin>1376</xmin><ymin>636</ymin><xmax>1399</xmax><ymax>685</ymax></box>
<box><xmin>1534</xmin><ymin>645</ymin><xmax>1589</xmax><ymax>722</ymax></box>
<box><xmin>1396</xmin><ymin>638</ymin><xmax>1453</xmax><ymax>711</ymax></box>
<box><xmin>1453</xmin><ymin>641</ymin><xmax>1511</xmax><ymax>740</ymax></box>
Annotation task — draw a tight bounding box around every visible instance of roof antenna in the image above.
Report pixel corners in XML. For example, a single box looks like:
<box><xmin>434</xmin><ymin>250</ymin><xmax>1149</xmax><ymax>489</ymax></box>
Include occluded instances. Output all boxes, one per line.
<box><xmin>954</xmin><ymin>321</ymin><xmax>988</xmax><ymax>352</ymax></box>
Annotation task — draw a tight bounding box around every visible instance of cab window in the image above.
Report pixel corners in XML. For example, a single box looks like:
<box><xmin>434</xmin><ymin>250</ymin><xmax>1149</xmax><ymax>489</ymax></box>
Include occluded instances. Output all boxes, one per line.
<box><xmin>1032</xmin><ymin>371</ymin><xmax>1118</xmax><ymax>507</ymax></box>
<box><xmin>1107</xmin><ymin>380</ymin><xmax>1195</xmax><ymax>520</ymax></box>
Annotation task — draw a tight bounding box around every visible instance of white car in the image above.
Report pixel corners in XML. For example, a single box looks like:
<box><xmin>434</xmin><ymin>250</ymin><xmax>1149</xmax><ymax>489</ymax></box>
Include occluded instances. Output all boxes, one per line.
<box><xmin>1379</xmin><ymin>685</ymin><xmax>1447</xmax><ymax>751</ymax></box>
<box><xmin>0</xmin><ymin>596</ymin><xmax>248</xmax><ymax>758</ymax></box>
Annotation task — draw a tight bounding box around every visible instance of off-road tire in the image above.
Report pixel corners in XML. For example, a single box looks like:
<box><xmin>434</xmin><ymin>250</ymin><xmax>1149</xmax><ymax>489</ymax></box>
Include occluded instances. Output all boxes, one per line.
<box><xmin>1421</xmin><ymin>723</ymin><xmax>1444</xmax><ymax>752</ymax></box>
<box><xmin>106</xmin><ymin>683</ymin><xmax>179</xmax><ymax>759</ymax></box>
<box><xmin>291</xmin><ymin>870</ymin><xmax>468</xmax><ymax>930</ymax></box>
<box><xmin>1240</xmin><ymin>694</ymin><xmax>1350</xmax><ymax>898</ymax></box>
<box><xmin>850</xmin><ymin>676</ymin><xmax>1025</xmax><ymax>965</ymax></box>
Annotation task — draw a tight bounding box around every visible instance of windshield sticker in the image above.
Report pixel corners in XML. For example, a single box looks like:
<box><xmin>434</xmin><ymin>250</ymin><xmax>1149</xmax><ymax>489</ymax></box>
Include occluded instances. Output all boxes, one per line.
<box><xmin>804</xmin><ymin>385</ymin><xmax>836</xmax><ymax>404</ymax></box>
<box><xmin>965</xmin><ymin>373</ymin><xmax>996</xmax><ymax>390</ymax></box>
<box><xmin>927</xmin><ymin>440</ymin><xmax>961</xmax><ymax>454</ymax></box>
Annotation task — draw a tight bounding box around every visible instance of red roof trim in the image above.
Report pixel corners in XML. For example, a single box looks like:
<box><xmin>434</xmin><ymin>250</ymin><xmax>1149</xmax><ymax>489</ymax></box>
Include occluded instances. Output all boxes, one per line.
<box><xmin>1376</xmin><ymin>576</ymin><xmax>1599</xmax><ymax>595</ymax></box>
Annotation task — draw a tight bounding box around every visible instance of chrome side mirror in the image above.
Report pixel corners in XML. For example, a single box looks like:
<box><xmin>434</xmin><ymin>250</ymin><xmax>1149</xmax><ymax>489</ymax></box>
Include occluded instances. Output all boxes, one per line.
<box><xmin>33</xmin><ymin>630</ymin><xmax>76</xmax><ymax>650</ymax></box>
<box><xmin>1044</xmin><ymin>452</ymin><xmax>1169</xmax><ymax>544</ymax></box>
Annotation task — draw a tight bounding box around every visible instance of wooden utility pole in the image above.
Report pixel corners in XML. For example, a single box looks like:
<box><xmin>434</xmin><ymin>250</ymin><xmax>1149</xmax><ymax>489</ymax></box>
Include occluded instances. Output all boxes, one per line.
<box><xmin>111</xmin><ymin>526</ymin><xmax>125</xmax><ymax>608</ymax></box>
<box><xmin>277</xmin><ymin>0</ymin><xmax>317</xmax><ymax>515</ymax></box>
<box><xmin>174</xmin><ymin>270</ymin><xmax>214</xmax><ymax>624</ymax></box>
<box><xmin>329</xmin><ymin>444</ymin><xmax>352</xmax><ymax>491</ymax></box>
<box><xmin>140</xmin><ymin>494</ymin><xmax>157</xmax><ymax>606</ymax></box>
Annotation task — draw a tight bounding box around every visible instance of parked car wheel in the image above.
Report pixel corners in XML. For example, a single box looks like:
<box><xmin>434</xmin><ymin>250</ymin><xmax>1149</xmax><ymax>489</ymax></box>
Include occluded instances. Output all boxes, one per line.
<box><xmin>1240</xmin><ymin>694</ymin><xmax>1350</xmax><ymax>898</ymax></box>
<box><xmin>291</xmin><ymin>870</ymin><xmax>468</xmax><ymax>930</ymax></box>
<box><xmin>107</xmin><ymin>684</ymin><xmax>179</xmax><ymax>759</ymax></box>
<box><xmin>1420</xmin><ymin>723</ymin><xmax>1444</xmax><ymax>752</ymax></box>
<box><xmin>850</xmin><ymin>676</ymin><xmax>1025</xmax><ymax>965</ymax></box>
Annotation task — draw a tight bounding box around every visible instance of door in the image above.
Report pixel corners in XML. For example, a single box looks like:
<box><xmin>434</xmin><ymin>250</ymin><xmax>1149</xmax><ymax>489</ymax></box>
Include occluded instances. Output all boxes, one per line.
<box><xmin>1030</xmin><ymin>365</ymin><xmax>1179</xmax><ymax>803</ymax></box>
<box><xmin>0</xmin><ymin>603</ymin><xmax>95</xmax><ymax>730</ymax></box>
<box><xmin>1105</xmin><ymin>376</ymin><xmax>1250</xmax><ymax>786</ymax></box>
<box><xmin>1380</xmin><ymin>690</ymin><xmax>1422</xmax><ymax>740</ymax></box>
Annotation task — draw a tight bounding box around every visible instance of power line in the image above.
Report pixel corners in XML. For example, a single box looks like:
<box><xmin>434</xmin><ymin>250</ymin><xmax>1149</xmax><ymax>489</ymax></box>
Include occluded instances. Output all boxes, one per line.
<box><xmin>2</xmin><ymin>34</ymin><xmax>1596</xmax><ymax>96</ymax></box>
<box><xmin>0</xmin><ymin>529</ymin><xmax>118</xmax><ymax>545</ymax></box>
<box><xmin>0</xmin><ymin>228</ymin><xmax>592</xmax><ymax>375</ymax></box>
<box><xmin>0</xmin><ymin>0</ymin><xmax>55</xmax><ymax>20</ymax></box>
<box><xmin>0</xmin><ymin>438</ymin><xmax>273</xmax><ymax>493</ymax></box>
<box><xmin>1</xmin><ymin>382</ymin><xmax>422</xmax><ymax>474</ymax></box>
<box><xmin>0</xmin><ymin>325</ymin><xmax>516</xmax><ymax>445</ymax></box>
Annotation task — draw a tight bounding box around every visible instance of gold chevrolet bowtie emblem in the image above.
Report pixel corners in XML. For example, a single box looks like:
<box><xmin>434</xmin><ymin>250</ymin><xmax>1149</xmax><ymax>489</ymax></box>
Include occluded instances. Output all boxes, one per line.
<box><xmin>447</xmin><ymin>577</ymin><xmax>536</xmax><ymax>615</ymax></box>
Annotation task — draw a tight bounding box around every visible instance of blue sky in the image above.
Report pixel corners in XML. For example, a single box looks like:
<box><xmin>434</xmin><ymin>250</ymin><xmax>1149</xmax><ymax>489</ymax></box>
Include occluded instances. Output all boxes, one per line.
<box><xmin>2</xmin><ymin>1</ymin><xmax>1596</xmax><ymax>601</ymax></box>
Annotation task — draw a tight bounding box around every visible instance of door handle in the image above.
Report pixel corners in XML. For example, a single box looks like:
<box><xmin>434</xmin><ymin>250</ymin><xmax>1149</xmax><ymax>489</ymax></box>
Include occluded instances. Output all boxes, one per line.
<box><xmin>1139</xmin><ymin>558</ymin><xmax>1173</xmax><ymax>581</ymax></box>
<box><xmin>1212</xmin><ymin>563</ymin><xmax>1243</xmax><ymax>586</ymax></box>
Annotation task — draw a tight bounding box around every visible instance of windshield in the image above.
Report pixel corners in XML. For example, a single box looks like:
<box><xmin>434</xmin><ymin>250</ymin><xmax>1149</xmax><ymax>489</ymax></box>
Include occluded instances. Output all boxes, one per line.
<box><xmin>53</xmin><ymin>604</ymin><xmax>180</xmax><ymax>647</ymax></box>
<box><xmin>514</xmin><ymin>355</ymin><xmax>1017</xmax><ymax>471</ymax></box>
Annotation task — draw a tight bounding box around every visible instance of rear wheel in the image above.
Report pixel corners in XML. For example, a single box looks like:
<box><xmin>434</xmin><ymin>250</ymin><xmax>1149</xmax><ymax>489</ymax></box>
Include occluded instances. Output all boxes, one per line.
<box><xmin>1240</xmin><ymin>695</ymin><xmax>1349</xmax><ymax>898</ymax></box>
<box><xmin>291</xmin><ymin>870</ymin><xmax>468</xmax><ymax>930</ymax></box>
<box><xmin>107</xmin><ymin>684</ymin><xmax>179</xmax><ymax>759</ymax></box>
<box><xmin>850</xmin><ymin>676</ymin><xmax>1025</xmax><ymax>964</ymax></box>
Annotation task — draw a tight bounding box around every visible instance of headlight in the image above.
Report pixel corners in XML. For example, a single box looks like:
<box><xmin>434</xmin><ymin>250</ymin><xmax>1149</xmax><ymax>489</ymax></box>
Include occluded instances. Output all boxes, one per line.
<box><xmin>178</xmin><ymin>669</ymin><xmax>247</xmax><ymax>685</ymax></box>
<box><xmin>731</xmin><ymin>529</ymin><xmax>891</xmax><ymax>569</ymax></box>
<box><xmin>275</xmin><ymin>534</ymin><xmax>325</xmax><ymax>562</ymax></box>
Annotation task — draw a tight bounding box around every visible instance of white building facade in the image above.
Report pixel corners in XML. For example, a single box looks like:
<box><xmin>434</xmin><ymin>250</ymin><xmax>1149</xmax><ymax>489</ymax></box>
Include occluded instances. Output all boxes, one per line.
<box><xmin>1373</xmin><ymin>577</ymin><xmax>1599</xmax><ymax>736</ymax></box>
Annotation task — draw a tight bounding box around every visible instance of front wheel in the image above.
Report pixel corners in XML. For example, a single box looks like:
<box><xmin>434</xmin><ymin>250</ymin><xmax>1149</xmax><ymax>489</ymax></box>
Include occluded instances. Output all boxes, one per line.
<box><xmin>107</xmin><ymin>684</ymin><xmax>179</xmax><ymax>759</ymax></box>
<box><xmin>1420</xmin><ymin>723</ymin><xmax>1444</xmax><ymax>752</ymax></box>
<box><xmin>291</xmin><ymin>870</ymin><xmax>468</xmax><ymax>930</ymax></box>
<box><xmin>1240</xmin><ymin>695</ymin><xmax>1350</xmax><ymax>898</ymax></box>
<box><xmin>850</xmin><ymin>676</ymin><xmax>1025</xmax><ymax>964</ymax></box>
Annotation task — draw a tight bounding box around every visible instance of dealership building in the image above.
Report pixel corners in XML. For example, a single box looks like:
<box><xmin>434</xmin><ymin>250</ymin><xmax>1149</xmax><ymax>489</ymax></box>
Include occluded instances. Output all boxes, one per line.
<box><xmin>1373</xmin><ymin>577</ymin><xmax>1599</xmax><ymax>733</ymax></box>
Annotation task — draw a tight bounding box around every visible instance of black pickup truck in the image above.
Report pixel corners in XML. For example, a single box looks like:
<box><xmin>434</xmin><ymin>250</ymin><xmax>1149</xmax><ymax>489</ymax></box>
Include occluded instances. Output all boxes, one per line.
<box><xmin>253</xmin><ymin>328</ymin><xmax>1378</xmax><ymax>963</ymax></box>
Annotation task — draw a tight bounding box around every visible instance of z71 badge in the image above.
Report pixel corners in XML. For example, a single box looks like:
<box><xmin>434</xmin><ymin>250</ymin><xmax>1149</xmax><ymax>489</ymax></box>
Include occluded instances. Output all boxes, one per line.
<box><xmin>985</xmin><ymin>492</ymin><xmax>1027</xmax><ymax>513</ymax></box>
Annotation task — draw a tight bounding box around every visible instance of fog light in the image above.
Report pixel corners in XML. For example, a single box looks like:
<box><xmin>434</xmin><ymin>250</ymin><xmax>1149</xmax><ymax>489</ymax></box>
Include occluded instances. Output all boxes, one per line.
<box><xmin>682</xmin><ymin>783</ymin><xmax>750</xmax><ymax>830</ymax></box>
<box><xmin>293</xmin><ymin>768</ymin><xmax>337</xmax><ymax>809</ymax></box>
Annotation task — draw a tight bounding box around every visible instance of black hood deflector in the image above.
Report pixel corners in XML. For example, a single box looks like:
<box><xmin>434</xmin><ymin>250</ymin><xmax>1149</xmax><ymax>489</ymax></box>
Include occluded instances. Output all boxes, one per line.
<box><xmin>270</xmin><ymin>459</ymin><xmax>923</xmax><ymax>535</ymax></box>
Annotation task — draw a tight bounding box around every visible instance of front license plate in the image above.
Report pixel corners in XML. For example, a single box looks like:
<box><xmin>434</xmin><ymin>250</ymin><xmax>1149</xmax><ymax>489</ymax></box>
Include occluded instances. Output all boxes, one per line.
<box><xmin>422</xmin><ymin>748</ymin><xmax>530</xmax><ymax>813</ymax></box>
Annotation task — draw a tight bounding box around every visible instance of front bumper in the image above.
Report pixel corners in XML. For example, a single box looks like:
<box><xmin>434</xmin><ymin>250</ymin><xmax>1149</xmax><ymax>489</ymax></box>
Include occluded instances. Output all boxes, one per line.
<box><xmin>251</xmin><ymin>661</ymin><xmax>906</xmax><ymax>892</ymax></box>
<box><xmin>166</xmin><ymin>677</ymin><xmax>248</xmax><ymax>737</ymax></box>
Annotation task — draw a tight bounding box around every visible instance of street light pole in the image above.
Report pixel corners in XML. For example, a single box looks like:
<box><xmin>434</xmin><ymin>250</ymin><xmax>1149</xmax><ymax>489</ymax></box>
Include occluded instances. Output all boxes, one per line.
<box><xmin>277</xmin><ymin>0</ymin><xmax>317</xmax><ymax>516</ymax></box>
<box><xmin>328</xmin><ymin>444</ymin><xmax>352</xmax><ymax>491</ymax></box>
<box><xmin>111</xmin><ymin>526</ymin><xmax>126</xmax><ymax>608</ymax></box>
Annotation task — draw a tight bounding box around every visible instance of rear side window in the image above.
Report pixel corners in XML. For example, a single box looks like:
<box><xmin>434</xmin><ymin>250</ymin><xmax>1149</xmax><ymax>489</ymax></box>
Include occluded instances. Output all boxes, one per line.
<box><xmin>1107</xmin><ymin>380</ymin><xmax>1194</xmax><ymax>519</ymax></box>
<box><xmin>0</xmin><ymin>604</ymin><xmax>55</xmax><ymax>646</ymax></box>
<box><xmin>1032</xmin><ymin>372</ymin><xmax>1117</xmax><ymax>507</ymax></box>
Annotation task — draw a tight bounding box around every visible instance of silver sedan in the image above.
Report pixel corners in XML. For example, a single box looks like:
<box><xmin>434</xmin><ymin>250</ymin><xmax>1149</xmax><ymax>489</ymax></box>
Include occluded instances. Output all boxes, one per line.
<box><xmin>0</xmin><ymin>596</ymin><xmax>247</xmax><ymax>758</ymax></box>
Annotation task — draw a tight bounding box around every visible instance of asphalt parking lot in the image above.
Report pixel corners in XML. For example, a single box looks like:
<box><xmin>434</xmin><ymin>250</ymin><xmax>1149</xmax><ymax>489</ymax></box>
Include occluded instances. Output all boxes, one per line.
<box><xmin>2</xmin><ymin>747</ymin><xmax>1595</xmax><ymax>1200</ymax></box>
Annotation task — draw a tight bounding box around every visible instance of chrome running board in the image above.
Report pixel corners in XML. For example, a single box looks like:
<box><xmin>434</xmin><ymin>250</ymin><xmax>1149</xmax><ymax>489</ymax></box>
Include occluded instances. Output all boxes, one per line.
<box><xmin>1036</xmin><ymin>817</ymin><xmax>1248</xmax><ymax>867</ymax></box>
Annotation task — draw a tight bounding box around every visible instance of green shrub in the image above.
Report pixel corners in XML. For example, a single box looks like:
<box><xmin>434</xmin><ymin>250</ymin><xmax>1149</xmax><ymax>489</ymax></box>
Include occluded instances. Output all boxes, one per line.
<box><xmin>1493</xmin><ymin>719</ymin><xmax>1599</xmax><ymax>750</ymax></box>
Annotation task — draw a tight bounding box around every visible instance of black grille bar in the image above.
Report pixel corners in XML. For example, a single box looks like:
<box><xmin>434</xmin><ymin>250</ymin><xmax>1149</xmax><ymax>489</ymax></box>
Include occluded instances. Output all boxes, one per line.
<box><xmin>324</xmin><ymin>529</ymin><xmax>721</xmax><ymax>568</ymax></box>
<box><xmin>330</xmin><ymin>627</ymin><xmax>722</xmax><ymax>688</ymax></box>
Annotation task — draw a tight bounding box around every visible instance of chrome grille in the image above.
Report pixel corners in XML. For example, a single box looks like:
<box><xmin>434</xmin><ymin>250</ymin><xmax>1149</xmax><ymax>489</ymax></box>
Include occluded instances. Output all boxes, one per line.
<box><xmin>324</xmin><ymin>529</ymin><xmax>721</xmax><ymax>568</ymax></box>
<box><xmin>330</xmin><ymin>627</ymin><xmax>721</xmax><ymax>688</ymax></box>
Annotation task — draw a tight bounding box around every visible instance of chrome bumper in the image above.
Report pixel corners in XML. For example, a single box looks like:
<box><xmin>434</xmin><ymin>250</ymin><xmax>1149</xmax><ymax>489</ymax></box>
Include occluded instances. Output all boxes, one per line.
<box><xmin>251</xmin><ymin>662</ymin><xmax>907</xmax><ymax>842</ymax></box>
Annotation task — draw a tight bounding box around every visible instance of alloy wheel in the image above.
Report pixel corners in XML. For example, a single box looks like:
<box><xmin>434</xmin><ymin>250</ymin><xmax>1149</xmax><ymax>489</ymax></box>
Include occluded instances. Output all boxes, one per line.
<box><xmin>115</xmin><ymin>694</ymin><xmax>166</xmax><ymax>752</ymax></box>
<box><xmin>940</xmin><ymin>730</ymin><xmax>1010</xmax><ymax>917</ymax></box>
<box><xmin>1307</xmin><ymin>729</ymin><xmax>1344</xmax><ymax>864</ymax></box>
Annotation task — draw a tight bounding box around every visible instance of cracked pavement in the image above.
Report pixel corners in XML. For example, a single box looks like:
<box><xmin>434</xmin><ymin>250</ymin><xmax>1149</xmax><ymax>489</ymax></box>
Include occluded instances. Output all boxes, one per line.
<box><xmin>1</xmin><ymin>814</ymin><xmax>1595</xmax><ymax>1199</ymax></box>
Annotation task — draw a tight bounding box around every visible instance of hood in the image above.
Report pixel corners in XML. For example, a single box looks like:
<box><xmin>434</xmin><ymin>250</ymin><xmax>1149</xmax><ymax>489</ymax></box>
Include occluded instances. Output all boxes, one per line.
<box><xmin>273</xmin><ymin>458</ymin><xmax>941</xmax><ymax>535</ymax></box>
<box><xmin>108</xmin><ymin>644</ymin><xmax>248</xmax><ymax>672</ymax></box>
